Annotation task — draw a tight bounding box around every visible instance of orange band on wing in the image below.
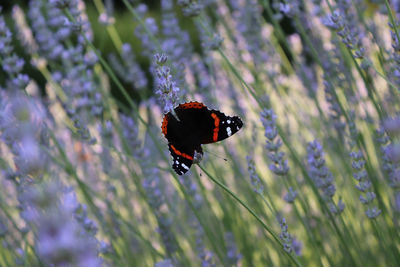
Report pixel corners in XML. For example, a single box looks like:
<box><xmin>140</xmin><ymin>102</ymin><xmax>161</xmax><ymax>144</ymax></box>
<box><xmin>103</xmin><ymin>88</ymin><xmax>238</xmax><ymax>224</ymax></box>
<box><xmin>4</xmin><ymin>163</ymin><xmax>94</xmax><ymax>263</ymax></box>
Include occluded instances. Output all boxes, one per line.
<box><xmin>161</xmin><ymin>116</ymin><xmax>168</xmax><ymax>136</ymax></box>
<box><xmin>211</xmin><ymin>113</ymin><xmax>220</xmax><ymax>142</ymax></box>
<box><xmin>170</xmin><ymin>144</ymin><xmax>194</xmax><ymax>160</ymax></box>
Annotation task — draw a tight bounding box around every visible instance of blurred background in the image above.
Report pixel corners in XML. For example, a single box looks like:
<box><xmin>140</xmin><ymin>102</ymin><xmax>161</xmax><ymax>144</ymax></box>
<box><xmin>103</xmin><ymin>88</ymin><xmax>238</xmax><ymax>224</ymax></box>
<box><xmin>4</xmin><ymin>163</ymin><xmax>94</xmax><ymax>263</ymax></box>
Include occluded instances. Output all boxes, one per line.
<box><xmin>0</xmin><ymin>0</ymin><xmax>399</xmax><ymax>266</ymax></box>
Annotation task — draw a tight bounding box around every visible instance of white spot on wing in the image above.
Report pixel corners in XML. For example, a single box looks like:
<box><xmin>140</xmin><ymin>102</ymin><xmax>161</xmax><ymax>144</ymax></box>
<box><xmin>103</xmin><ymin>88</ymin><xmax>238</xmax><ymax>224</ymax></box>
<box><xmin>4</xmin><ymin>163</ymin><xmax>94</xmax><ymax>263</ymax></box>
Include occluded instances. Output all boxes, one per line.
<box><xmin>227</xmin><ymin>127</ymin><xmax>232</xmax><ymax>136</ymax></box>
<box><xmin>181</xmin><ymin>163</ymin><xmax>189</xmax><ymax>170</ymax></box>
<box><xmin>227</xmin><ymin>120</ymin><xmax>231</xmax><ymax>124</ymax></box>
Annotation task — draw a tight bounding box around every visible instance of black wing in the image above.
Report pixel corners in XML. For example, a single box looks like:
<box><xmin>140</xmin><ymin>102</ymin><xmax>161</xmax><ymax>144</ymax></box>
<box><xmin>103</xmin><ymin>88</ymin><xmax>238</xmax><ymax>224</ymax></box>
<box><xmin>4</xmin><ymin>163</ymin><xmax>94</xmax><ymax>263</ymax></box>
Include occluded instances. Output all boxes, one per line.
<box><xmin>161</xmin><ymin>102</ymin><xmax>243</xmax><ymax>175</ymax></box>
<box><xmin>201</xmin><ymin>109</ymin><xmax>243</xmax><ymax>144</ymax></box>
<box><xmin>168</xmin><ymin>143</ymin><xmax>194</xmax><ymax>175</ymax></box>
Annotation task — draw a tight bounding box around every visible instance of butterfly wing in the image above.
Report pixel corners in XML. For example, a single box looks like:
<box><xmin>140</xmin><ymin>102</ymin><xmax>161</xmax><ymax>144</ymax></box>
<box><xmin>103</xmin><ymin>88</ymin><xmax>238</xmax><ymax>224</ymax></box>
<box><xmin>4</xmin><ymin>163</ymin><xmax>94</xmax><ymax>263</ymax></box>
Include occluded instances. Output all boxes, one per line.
<box><xmin>201</xmin><ymin>109</ymin><xmax>243</xmax><ymax>144</ymax></box>
<box><xmin>162</xmin><ymin>102</ymin><xmax>208</xmax><ymax>174</ymax></box>
<box><xmin>168</xmin><ymin>143</ymin><xmax>194</xmax><ymax>175</ymax></box>
<box><xmin>161</xmin><ymin>102</ymin><xmax>243</xmax><ymax>175</ymax></box>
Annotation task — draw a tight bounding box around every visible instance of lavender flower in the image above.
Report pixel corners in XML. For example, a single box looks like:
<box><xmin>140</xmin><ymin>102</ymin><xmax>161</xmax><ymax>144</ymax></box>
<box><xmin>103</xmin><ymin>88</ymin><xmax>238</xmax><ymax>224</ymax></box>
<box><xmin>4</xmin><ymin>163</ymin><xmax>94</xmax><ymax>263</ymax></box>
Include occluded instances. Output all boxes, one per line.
<box><xmin>134</xmin><ymin>4</ymin><xmax>159</xmax><ymax>58</ymax></box>
<box><xmin>65</xmin><ymin>106</ymin><xmax>96</xmax><ymax>145</ymax></box>
<box><xmin>0</xmin><ymin>12</ymin><xmax>12</xmax><ymax>55</ymax></box>
<box><xmin>260</xmin><ymin>109</ymin><xmax>289</xmax><ymax>176</ymax></box>
<box><xmin>29</xmin><ymin>0</ymin><xmax>103</xmax><ymax>124</ymax></box>
<box><xmin>14</xmin><ymin>248</ymin><xmax>25</xmax><ymax>266</ymax></box>
<box><xmin>49</xmin><ymin>0</ymin><xmax>75</xmax><ymax>9</ymax></box>
<box><xmin>120</xmin><ymin>114</ymin><xmax>144</xmax><ymax>158</ymax></box>
<box><xmin>376</xmin><ymin>127</ymin><xmax>400</xmax><ymax>188</ymax></box>
<box><xmin>231</xmin><ymin>0</ymin><xmax>269</xmax><ymax>67</ymax></box>
<box><xmin>143</xmin><ymin>164</ymin><xmax>177</xmax><ymax>255</ymax></box>
<box><xmin>177</xmin><ymin>0</ymin><xmax>203</xmax><ymax>16</ymax></box>
<box><xmin>224</xmin><ymin>232</ymin><xmax>242</xmax><ymax>265</ymax></box>
<box><xmin>108</xmin><ymin>43</ymin><xmax>148</xmax><ymax>91</ymax></box>
<box><xmin>161</xmin><ymin>0</ymin><xmax>192</xmax><ymax>88</ymax></box>
<box><xmin>29</xmin><ymin>0</ymin><xmax>70</xmax><ymax>60</ymax></box>
<box><xmin>320</xmin><ymin>46</ymin><xmax>351</xmax><ymax>135</ymax></box>
<box><xmin>61</xmin><ymin>48</ymin><xmax>103</xmax><ymax>119</ymax></box>
<box><xmin>143</xmin><ymin>169</ymin><xmax>177</xmax><ymax>256</ymax></box>
<box><xmin>291</xmin><ymin>237</ymin><xmax>303</xmax><ymax>256</ymax></box>
<box><xmin>2</xmin><ymin>54</ymin><xmax>25</xmax><ymax>75</ymax></box>
<box><xmin>246</xmin><ymin>155</ymin><xmax>264</xmax><ymax>195</ymax></box>
<box><xmin>279</xmin><ymin>217</ymin><xmax>293</xmax><ymax>253</ymax></box>
<box><xmin>121</xmin><ymin>114</ymin><xmax>178</xmax><ymax>256</ymax></box>
<box><xmin>279</xmin><ymin>1</ymin><xmax>300</xmax><ymax>18</ymax></box>
<box><xmin>182</xmin><ymin>181</ymin><xmax>213</xmax><ymax>265</ymax></box>
<box><xmin>307</xmin><ymin>140</ymin><xmax>344</xmax><ymax>215</ymax></box>
<box><xmin>52</xmin><ymin>0</ymin><xmax>93</xmax><ymax>42</ymax></box>
<box><xmin>189</xmin><ymin>55</ymin><xmax>213</xmax><ymax>102</ymax></box>
<box><xmin>383</xmin><ymin>116</ymin><xmax>400</xmax><ymax>136</ymax></box>
<box><xmin>0</xmin><ymin>93</ymin><xmax>48</xmax><ymax>177</ymax></box>
<box><xmin>0</xmin><ymin>217</ymin><xmax>7</xmax><ymax>237</ymax></box>
<box><xmin>154</xmin><ymin>53</ymin><xmax>182</xmax><ymax>114</ymax></box>
<box><xmin>17</xmin><ymin>181</ymin><xmax>103</xmax><ymax>267</ymax></box>
<box><xmin>387</xmin><ymin>21</ymin><xmax>400</xmax><ymax>87</ymax></box>
<box><xmin>37</xmin><ymin>199</ymin><xmax>101</xmax><ymax>266</ymax></box>
<box><xmin>396</xmin><ymin>192</ymin><xmax>400</xmax><ymax>212</ymax></box>
<box><xmin>193</xmin><ymin>221</ymin><xmax>215</xmax><ymax>266</ymax></box>
<box><xmin>284</xmin><ymin>187</ymin><xmax>298</xmax><ymax>204</ymax></box>
<box><xmin>323</xmin><ymin>11</ymin><xmax>345</xmax><ymax>32</ymax></box>
<box><xmin>350</xmin><ymin>150</ymin><xmax>381</xmax><ymax>219</ymax></box>
<box><xmin>66</xmin><ymin>190</ymin><xmax>99</xmax><ymax>236</ymax></box>
<box><xmin>323</xmin><ymin>78</ymin><xmax>346</xmax><ymax>135</ymax></box>
<box><xmin>323</xmin><ymin>9</ymin><xmax>369</xmax><ymax>68</ymax></box>
<box><xmin>0</xmin><ymin>13</ymin><xmax>30</xmax><ymax>91</ymax></box>
<box><xmin>180</xmin><ymin>173</ymin><xmax>203</xmax><ymax>208</ymax></box>
<box><xmin>155</xmin><ymin>259</ymin><xmax>175</xmax><ymax>267</ymax></box>
<box><xmin>376</xmin><ymin>127</ymin><xmax>400</xmax><ymax>220</ymax></box>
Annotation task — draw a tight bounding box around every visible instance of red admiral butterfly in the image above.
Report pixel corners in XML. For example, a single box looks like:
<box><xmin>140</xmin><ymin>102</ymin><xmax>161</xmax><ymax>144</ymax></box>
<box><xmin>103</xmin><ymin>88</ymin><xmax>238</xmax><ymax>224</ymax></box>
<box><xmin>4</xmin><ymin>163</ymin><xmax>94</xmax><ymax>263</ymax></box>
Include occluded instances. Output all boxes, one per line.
<box><xmin>161</xmin><ymin>101</ymin><xmax>243</xmax><ymax>175</ymax></box>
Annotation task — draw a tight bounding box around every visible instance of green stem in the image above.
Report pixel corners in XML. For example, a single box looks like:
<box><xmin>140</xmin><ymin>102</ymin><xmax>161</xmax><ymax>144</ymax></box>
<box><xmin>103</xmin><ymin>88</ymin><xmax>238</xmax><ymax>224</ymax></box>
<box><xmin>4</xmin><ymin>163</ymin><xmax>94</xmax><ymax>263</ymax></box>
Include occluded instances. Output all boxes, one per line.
<box><xmin>199</xmin><ymin>165</ymin><xmax>302</xmax><ymax>267</ymax></box>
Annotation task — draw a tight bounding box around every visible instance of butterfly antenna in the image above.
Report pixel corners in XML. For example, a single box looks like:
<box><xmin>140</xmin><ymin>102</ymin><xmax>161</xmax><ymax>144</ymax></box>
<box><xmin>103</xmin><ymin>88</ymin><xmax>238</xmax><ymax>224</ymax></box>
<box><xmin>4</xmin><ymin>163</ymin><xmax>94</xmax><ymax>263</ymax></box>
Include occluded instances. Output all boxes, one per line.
<box><xmin>203</xmin><ymin>149</ymin><xmax>228</xmax><ymax>161</ymax></box>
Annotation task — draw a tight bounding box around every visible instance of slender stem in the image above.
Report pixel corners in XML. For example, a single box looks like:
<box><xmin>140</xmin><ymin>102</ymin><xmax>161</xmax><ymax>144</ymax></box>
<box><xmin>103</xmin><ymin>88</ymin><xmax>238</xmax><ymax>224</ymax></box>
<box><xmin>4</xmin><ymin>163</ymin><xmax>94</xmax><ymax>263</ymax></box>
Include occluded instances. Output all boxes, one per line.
<box><xmin>199</xmin><ymin>165</ymin><xmax>302</xmax><ymax>267</ymax></box>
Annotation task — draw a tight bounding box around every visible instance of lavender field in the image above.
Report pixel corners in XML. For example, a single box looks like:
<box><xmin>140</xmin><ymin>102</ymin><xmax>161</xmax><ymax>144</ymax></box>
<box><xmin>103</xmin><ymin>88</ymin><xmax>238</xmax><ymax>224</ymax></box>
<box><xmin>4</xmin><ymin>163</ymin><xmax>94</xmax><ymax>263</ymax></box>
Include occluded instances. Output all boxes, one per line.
<box><xmin>0</xmin><ymin>0</ymin><xmax>399</xmax><ymax>266</ymax></box>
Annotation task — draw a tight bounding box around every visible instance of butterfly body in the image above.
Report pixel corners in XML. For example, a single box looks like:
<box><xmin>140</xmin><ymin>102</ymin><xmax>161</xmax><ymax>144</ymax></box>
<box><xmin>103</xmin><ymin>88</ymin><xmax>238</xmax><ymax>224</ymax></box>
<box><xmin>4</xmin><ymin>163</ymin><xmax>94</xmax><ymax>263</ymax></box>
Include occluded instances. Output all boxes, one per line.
<box><xmin>161</xmin><ymin>101</ymin><xmax>243</xmax><ymax>175</ymax></box>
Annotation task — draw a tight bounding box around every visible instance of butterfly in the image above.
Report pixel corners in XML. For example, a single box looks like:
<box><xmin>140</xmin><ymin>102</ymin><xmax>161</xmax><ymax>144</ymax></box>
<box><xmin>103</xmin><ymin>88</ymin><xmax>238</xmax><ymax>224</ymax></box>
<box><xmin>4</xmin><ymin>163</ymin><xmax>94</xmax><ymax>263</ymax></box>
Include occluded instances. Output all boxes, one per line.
<box><xmin>161</xmin><ymin>101</ymin><xmax>243</xmax><ymax>175</ymax></box>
